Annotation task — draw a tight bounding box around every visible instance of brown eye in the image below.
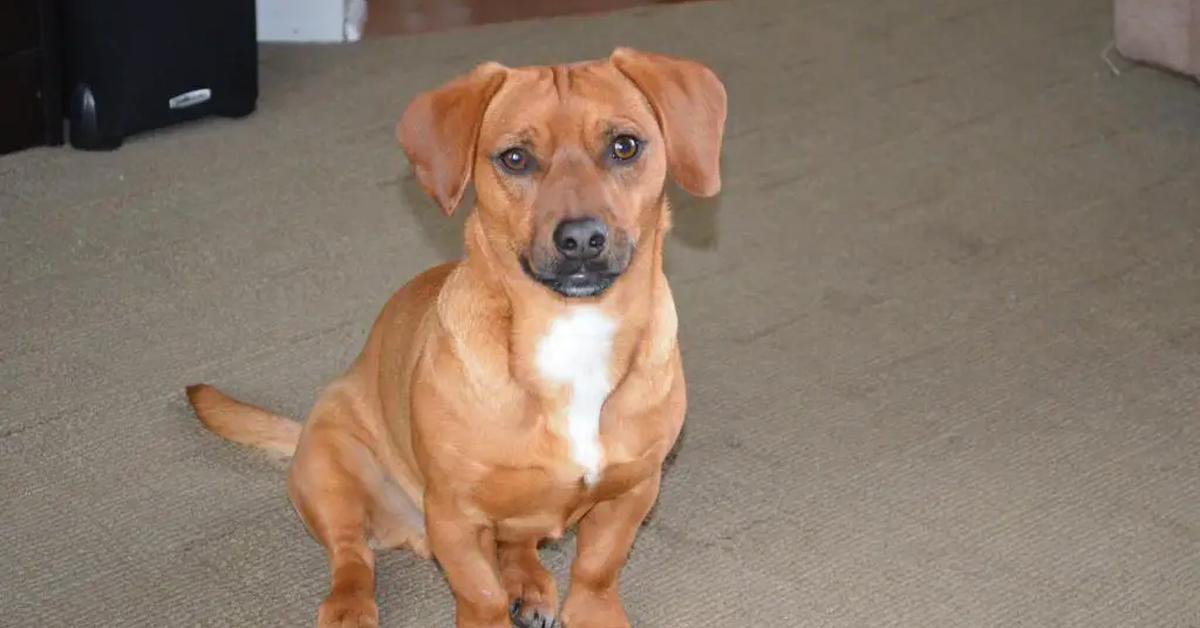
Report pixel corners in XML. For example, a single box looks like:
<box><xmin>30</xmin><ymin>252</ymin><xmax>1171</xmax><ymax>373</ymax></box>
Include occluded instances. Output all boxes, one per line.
<box><xmin>610</xmin><ymin>135</ymin><xmax>640</xmax><ymax>162</ymax></box>
<box><xmin>498</xmin><ymin>147</ymin><xmax>533</xmax><ymax>174</ymax></box>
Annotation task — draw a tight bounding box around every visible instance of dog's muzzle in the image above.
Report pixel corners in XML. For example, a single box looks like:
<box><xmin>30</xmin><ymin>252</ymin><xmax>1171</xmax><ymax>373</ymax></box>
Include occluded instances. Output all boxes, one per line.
<box><xmin>522</xmin><ymin>218</ymin><xmax>631</xmax><ymax>298</ymax></box>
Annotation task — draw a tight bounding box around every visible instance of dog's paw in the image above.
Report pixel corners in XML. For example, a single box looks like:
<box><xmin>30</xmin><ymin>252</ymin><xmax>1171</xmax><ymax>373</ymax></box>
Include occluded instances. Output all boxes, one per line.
<box><xmin>511</xmin><ymin>598</ymin><xmax>560</xmax><ymax>628</ymax></box>
<box><xmin>559</xmin><ymin>589</ymin><xmax>629</xmax><ymax>628</ymax></box>
<box><xmin>501</xmin><ymin>547</ymin><xmax>558</xmax><ymax>627</ymax></box>
<box><xmin>317</xmin><ymin>592</ymin><xmax>379</xmax><ymax>628</ymax></box>
<box><xmin>505</xmin><ymin>580</ymin><xmax>558</xmax><ymax>628</ymax></box>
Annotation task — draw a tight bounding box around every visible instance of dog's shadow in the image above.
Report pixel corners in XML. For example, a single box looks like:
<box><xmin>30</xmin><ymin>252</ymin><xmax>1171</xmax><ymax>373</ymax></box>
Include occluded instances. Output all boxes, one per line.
<box><xmin>668</xmin><ymin>188</ymin><xmax>721</xmax><ymax>251</ymax></box>
<box><xmin>399</xmin><ymin>171</ymin><xmax>471</xmax><ymax>261</ymax></box>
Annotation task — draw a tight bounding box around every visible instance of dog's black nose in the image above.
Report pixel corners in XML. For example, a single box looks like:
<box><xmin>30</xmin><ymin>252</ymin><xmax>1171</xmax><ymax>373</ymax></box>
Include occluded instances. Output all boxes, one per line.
<box><xmin>553</xmin><ymin>218</ymin><xmax>608</xmax><ymax>261</ymax></box>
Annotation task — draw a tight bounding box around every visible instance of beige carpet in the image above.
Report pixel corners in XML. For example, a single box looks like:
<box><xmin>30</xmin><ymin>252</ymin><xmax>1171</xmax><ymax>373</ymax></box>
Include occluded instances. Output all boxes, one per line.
<box><xmin>3</xmin><ymin>0</ymin><xmax>1199</xmax><ymax>625</ymax></box>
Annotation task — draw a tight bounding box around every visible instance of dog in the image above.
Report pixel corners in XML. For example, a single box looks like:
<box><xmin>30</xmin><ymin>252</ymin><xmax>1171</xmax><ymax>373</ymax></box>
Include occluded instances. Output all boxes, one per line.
<box><xmin>187</xmin><ymin>47</ymin><xmax>726</xmax><ymax>628</ymax></box>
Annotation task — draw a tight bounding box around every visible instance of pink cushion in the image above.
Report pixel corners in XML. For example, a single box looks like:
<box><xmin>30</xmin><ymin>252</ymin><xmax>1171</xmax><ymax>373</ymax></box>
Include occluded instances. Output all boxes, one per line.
<box><xmin>1115</xmin><ymin>0</ymin><xmax>1200</xmax><ymax>76</ymax></box>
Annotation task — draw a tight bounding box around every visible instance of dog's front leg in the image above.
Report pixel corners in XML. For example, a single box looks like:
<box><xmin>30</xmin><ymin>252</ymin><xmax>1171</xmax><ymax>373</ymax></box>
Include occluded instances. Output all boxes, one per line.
<box><xmin>561</xmin><ymin>473</ymin><xmax>661</xmax><ymax>628</ymax></box>
<box><xmin>426</xmin><ymin>497</ymin><xmax>510</xmax><ymax>628</ymax></box>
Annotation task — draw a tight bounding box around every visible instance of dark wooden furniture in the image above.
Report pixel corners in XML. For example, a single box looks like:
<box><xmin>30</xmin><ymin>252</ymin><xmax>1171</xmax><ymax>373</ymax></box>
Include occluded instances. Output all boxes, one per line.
<box><xmin>0</xmin><ymin>0</ymin><xmax>63</xmax><ymax>155</ymax></box>
<box><xmin>364</xmin><ymin>0</ymin><xmax>698</xmax><ymax>37</ymax></box>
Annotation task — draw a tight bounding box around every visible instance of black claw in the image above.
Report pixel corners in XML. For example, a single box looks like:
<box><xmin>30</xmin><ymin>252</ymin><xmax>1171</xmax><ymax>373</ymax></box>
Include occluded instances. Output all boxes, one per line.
<box><xmin>510</xmin><ymin>600</ymin><xmax>530</xmax><ymax>628</ymax></box>
<box><xmin>509</xmin><ymin>601</ymin><xmax>559</xmax><ymax>628</ymax></box>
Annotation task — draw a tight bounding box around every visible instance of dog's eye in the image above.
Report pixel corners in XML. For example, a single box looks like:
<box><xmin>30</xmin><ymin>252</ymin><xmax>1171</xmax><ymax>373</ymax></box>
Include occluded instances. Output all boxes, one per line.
<box><xmin>610</xmin><ymin>135</ymin><xmax>640</xmax><ymax>162</ymax></box>
<box><xmin>497</xmin><ymin>147</ymin><xmax>533</xmax><ymax>174</ymax></box>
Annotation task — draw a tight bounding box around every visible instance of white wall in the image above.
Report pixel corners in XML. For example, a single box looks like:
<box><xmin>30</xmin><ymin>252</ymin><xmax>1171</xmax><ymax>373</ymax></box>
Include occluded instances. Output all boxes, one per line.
<box><xmin>257</xmin><ymin>0</ymin><xmax>346</xmax><ymax>42</ymax></box>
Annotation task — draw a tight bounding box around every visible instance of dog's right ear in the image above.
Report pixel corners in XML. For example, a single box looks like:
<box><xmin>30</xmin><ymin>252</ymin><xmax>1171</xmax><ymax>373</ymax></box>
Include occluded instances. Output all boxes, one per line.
<box><xmin>397</xmin><ymin>62</ymin><xmax>508</xmax><ymax>216</ymax></box>
<box><xmin>611</xmin><ymin>48</ymin><xmax>727</xmax><ymax>198</ymax></box>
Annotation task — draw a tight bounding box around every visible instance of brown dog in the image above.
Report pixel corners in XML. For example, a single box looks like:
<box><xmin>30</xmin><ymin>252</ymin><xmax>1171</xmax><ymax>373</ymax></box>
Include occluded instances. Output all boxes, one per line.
<box><xmin>187</xmin><ymin>48</ymin><xmax>726</xmax><ymax>628</ymax></box>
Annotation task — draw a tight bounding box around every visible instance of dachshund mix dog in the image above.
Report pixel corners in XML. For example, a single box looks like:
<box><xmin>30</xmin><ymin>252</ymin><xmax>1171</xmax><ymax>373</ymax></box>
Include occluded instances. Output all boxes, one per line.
<box><xmin>187</xmin><ymin>48</ymin><xmax>726</xmax><ymax>628</ymax></box>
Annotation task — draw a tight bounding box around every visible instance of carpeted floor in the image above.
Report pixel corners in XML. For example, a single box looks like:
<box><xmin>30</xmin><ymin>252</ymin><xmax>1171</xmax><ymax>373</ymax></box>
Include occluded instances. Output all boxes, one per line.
<box><xmin>3</xmin><ymin>0</ymin><xmax>1199</xmax><ymax>626</ymax></box>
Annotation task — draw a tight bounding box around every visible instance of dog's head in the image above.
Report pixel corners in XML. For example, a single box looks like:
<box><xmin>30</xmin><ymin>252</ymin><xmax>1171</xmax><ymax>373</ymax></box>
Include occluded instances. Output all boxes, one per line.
<box><xmin>398</xmin><ymin>48</ymin><xmax>726</xmax><ymax>299</ymax></box>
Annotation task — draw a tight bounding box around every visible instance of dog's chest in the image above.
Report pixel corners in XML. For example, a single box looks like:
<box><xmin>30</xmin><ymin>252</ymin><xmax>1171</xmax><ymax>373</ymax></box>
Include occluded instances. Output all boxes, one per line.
<box><xmin>534</xmin><ymin>306</ymin><xmax>617</xmax><ymax>486</ymax></box>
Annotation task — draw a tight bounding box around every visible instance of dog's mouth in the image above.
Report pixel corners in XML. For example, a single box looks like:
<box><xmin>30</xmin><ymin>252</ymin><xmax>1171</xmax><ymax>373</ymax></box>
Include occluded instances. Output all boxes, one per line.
<box><xmin>520</xmin><ymin>257</ymin><xmax>622</xmax><ymax>298</ymax></box>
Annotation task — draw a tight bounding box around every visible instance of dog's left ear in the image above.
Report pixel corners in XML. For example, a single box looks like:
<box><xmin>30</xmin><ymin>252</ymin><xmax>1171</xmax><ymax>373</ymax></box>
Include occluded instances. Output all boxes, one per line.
<box><xmin>611</xmin><ymin>48</ymin><xmax>727</xmax><ymax>198</ymax></box>
<box><xmin>397</xmin><ymin>62</ymin><xmax>508</xmax><ymax>215</ymax></box>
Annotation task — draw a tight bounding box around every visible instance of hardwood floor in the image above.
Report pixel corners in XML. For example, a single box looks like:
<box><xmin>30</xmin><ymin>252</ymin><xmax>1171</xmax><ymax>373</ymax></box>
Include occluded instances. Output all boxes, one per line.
<box><xmin>364</xmin><ymin>0</ymin><xmax>698</xmax><ymax>37</ymax></box>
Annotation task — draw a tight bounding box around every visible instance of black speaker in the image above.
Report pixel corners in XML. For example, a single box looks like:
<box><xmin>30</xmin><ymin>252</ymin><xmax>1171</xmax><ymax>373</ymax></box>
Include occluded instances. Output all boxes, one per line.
<box><xmin>60</xmin><ymin>0</ymin><xmax>258</xmax><ymax>150</ymax></box>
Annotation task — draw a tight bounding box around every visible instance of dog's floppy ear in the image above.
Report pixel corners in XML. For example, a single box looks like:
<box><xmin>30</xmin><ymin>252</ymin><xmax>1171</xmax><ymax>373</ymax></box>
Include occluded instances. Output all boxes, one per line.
<box><xmin>611</xmin><ymin>48</ymin><xmax>727</xmax><ymax>198</ymax></box>
<box><xmin>397</xmin><ymin>62</ymin><xmax>508</xmax><ymax>215</ymax></box>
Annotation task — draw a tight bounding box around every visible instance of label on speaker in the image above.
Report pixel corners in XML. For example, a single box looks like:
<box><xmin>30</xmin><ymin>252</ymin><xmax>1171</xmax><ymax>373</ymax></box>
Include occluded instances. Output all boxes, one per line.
<box><xmin>169</xmin><ymin>88</ymin><xmax>212</xmax><ymax>110</ymax></box>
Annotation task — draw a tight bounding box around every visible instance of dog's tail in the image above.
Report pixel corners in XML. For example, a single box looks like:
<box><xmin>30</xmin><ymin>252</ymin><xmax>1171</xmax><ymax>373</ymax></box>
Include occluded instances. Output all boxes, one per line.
<box><xmin>186</xmin><ymin>384</ymin><xmax>302</xmax><ymax>459</ymax></box>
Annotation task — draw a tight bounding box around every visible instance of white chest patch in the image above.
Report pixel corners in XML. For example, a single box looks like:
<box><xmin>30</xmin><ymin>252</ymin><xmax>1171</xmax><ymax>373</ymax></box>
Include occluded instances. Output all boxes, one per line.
<box><xmin>535</xmin><ymin>306</ymin><xmax>617</xmax><ymax>486</ymax></box>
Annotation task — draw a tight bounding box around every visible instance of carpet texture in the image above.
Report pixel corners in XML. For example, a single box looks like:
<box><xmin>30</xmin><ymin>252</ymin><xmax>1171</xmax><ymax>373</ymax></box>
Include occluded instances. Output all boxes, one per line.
<box><xmin>2</xmin><ymin>0</ymin><xmax>1199</xmax><ymax>626</ymax></box>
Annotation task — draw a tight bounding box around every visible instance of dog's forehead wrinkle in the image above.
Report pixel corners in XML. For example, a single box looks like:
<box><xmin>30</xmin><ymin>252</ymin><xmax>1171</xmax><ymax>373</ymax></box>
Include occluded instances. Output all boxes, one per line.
<box><xmin>487</xmin><ymin>66</ymin><xmax>655</xmax><ymax>157</ymax></box>
<box><xmin>495</xmin><ymin>127</ymin><xmax>537</xmax><ymax>150</ymax></box>
<box><xmin>552</xmin><ymin>65</ymin><xmax>572</xmax><ymax>101</ymax></box>
<box><xmin>548</xmin><ymin>138</ymin><xmax>592</xmax><ymax>169</ymax></box>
